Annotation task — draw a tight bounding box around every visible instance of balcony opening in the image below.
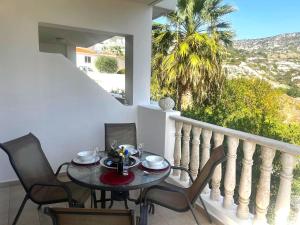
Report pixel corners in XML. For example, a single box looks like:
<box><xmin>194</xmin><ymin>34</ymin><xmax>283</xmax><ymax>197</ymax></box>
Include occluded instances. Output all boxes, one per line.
<box><xmin>38</xmin><ymin>23</ymin><xmax>133</xmax><ymax>105</ymax></box>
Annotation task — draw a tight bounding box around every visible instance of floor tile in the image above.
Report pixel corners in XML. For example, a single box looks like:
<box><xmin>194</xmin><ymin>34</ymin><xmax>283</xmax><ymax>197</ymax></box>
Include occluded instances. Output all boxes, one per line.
<box><xmin>0</xmin><ymin>184</ymin><xmax>212</xmax><ymax>225</ymax></box>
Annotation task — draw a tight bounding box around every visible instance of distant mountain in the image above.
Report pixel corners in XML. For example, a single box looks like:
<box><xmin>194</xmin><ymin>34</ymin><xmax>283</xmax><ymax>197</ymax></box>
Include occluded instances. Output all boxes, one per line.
<box><xmin>225</xmin><ymin>32</ymin><xmax>300</xmax><ymax>88</ymax></box>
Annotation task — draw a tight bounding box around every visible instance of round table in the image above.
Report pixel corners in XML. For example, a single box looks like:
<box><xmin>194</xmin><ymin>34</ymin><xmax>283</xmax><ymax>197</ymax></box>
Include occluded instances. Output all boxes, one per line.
<box><xmin>67</xmin><ymin>151</ymin><xmax>171</xmax><ymax>208</ymax></box>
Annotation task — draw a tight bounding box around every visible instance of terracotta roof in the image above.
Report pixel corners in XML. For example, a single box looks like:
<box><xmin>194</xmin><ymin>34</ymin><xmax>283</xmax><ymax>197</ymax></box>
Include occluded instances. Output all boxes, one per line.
<box><xmin>76</xmin><ymin>47</ymin><xmax>97</xmax><ymax>55</ymax></box>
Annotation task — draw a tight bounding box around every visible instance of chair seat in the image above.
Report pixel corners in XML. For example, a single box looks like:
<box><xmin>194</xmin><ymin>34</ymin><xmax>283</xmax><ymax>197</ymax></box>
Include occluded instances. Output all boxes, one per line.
<box><xmin>30</xmin><ymin>181</ymin><xmax>90</xmax><ymax>205</ymax></box>
<box><xmin>143</xmin><ymin>181</ymin><xmax>189</xmax><ymax>212</ymax></box>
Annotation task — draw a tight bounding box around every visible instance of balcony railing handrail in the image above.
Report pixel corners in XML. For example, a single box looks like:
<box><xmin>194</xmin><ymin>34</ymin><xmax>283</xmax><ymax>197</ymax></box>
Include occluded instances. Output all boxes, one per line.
<box><xmin>170</xmin><ymin>115</ymin><xmax>300</xmax><ymax>155</ymax></box>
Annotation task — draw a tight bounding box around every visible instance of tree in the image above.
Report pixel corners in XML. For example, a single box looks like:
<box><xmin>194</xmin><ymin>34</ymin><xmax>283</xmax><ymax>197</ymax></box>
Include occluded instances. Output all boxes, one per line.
<box><xmin>95</xmin><ymin>56</ymin><xmax>118</xmax><ymax>73</ymax></box>
<box><xmin>151</xmin><ymin>0</ymin><xmax>235</xmax><ymax>111</ymax></box>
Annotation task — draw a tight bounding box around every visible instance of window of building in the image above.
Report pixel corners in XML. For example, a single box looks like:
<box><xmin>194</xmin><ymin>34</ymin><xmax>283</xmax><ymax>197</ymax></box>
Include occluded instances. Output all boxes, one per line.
<box><xmin>85</xmin><ymin>56</ymin><xmax>91</xmax><ymax>63</ymax></box>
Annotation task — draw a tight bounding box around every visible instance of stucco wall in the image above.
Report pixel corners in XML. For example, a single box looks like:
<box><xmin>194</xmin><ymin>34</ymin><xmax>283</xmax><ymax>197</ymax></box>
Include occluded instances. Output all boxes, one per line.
<box><xmin>0</xmin><ymin>0</ymin><xmax>152</xmax><ymax>182</ymax></box>
<box><xmin>39</xmin><ymin>42</ymin><xmax>67</xmax><ymax>57</ymax></box>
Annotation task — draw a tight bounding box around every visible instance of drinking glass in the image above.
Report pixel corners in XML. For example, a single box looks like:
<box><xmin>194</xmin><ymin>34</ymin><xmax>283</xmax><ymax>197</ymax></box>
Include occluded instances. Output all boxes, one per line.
<box><xmin>111</xmin><ymin>140</ymin><xmax>118</xmax><ymax>150</ymax></box>
<box><xmin>94</xmin><ymin>146</ymin><xmax>104</xmax><ymax>159</ymax></box>
<box><xmin>137</xmin><ymin>143</ymin><xmax>144</xmax><ymax>159</ymax></box>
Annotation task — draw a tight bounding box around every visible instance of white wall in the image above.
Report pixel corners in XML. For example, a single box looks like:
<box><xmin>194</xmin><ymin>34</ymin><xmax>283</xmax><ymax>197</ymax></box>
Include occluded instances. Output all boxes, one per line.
<box><xmin>39</xmin><ymin>42</ymin><xmax>67</xmax><ymax>56</ymax></box>
<box><xmin>86</xmin><ymin>72</ymin><xmax>125</xmax><ymax>93</ymax></box>
<box><xmin>0</xmin><ymin>0</ymin><xmax>152</xmax><ymax>182</ymax></box>
<box><xmin>137</xmin><ymin>105</ymin><xmax>180</xmax><ymax>160</ymax></box>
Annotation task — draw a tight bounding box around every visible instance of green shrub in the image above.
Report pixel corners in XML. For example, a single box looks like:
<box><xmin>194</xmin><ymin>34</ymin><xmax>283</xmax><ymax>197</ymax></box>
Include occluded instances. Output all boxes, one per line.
<box><xmin>287</xmin><ymin>86</ymin><xmax>300</xmax><ymax>97</ymax></box>
<box><xmin>95</xmin><ymin>56</ymin><xmax>118</xmax><ymax>73</ymax></box>
<box><xmin>117</xmin><ymin>68</ymin><xmax>125</xmax><ymax>74</ymax></box>
<box><xmin>182</xmin><ymin>77</ymin><xmax>300</xmax><ymax>224</ymax></box>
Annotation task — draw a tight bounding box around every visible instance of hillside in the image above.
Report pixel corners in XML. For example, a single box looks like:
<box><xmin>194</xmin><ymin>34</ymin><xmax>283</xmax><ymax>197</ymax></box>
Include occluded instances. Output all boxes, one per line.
<box><xmin>225</xmin><ymin>32</ymin><xmax>300</xmax><ymax>89</ymax></box>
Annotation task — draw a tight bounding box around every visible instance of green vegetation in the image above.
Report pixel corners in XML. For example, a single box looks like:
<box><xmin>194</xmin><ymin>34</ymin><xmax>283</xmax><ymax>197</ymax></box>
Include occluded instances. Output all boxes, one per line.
<box><xmin>151</xmin><ymin>1</ymin><xmax>300</xmax><ymax>224</ymax></box>
<box><xmin>152</xmin><ymin>0</ymin><xmax>235</xmax><ymax>110</ymax></box>
<box><xmin>182</xmin><ymin>77</ymin><xmax>300</xmax><ymax>223</ymax></box>
<box><xmin>95</xmin><ymin>56</ymin><xmax>118</xmax><ymax>73</ymax></box>
<box><xmin>117</xmin><ymin>68</ymin><xmax>125</xmax><ymax>74</ymax></box>
<box><xmin>109</xmin><ymin>46</ymin><xmax>124</xmax><ymax>56</ymax></box>
<box><xmin>286</xmin><ymin>85</ymin><xmax>300</xmax><ymax>97</ymax></box>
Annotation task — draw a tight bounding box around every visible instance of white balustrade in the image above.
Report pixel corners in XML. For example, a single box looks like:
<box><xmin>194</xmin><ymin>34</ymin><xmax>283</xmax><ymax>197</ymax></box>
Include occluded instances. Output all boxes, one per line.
<box><xmin>201</xmin><ymin>129</ymin><xmax>212</xmax><ymax>193</ymax></box>
<box><xmin>180</xmin><ymin>123</ymin><xmax>192</xmax><ymax>181</ymax></box>
<box><xmin>254</xmin><ymin>147</ymin><xmax>276</xmax><ymax>224</ymax></box>
<box><xmin>223</xmin><ymin>136</ymin><xmax>239</xmax><ymax>209</ymax></box>
<box><xmin>211</xmin><ymin>132</ymin><xmax>224</xmax><ymax>201</ymax></box>
<box><xmin>237</xmin><ymin>141</ymin><xmax>256</xmax><ymax>219</ymax></box>
<box><xmin>173</xmin><ymin>121</ymin><xmax>183</xmax><ymax>176</ymax></box>
<box><xmin>169</xmin><ymin>115</ymin><xmax>300</xmax><ymax>225</ymax></box>
<box><xmin>190</xmin><ymin>126</ymin><xmax>202</xmax><ymax>178</ymax></box>
<box><xmin>274</xmin><ymin>152</ymin><xmax>295</xmax><ymax>225</ymax></box>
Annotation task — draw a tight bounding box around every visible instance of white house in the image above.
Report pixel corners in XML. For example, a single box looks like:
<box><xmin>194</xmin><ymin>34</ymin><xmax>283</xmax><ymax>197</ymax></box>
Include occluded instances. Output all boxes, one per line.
<box><xmin>76</xmin><ymin>47</ymin><xmax>97</xmax><ymax>71</ymax></box>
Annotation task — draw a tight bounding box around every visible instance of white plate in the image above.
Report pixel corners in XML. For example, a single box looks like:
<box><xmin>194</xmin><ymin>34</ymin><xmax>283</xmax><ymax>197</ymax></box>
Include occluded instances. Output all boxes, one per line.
<box><xmin>100</xmin><ymin>156</ymin><xmax>140</xmax><ymax>169</ymax></box>
<box><xmin>119</xmin><ymin>145</ymin><xmax>138</xmax><ymax>155</ymax></box>
<box><xmin>142</xmin><ymin>160</ymin><xmax>169</xmax><ymax>170</ymax></box>
<box><xmin>72</xmin><ymin>156</ymin><xmax>100</xmax><ymax>165</ymax></box>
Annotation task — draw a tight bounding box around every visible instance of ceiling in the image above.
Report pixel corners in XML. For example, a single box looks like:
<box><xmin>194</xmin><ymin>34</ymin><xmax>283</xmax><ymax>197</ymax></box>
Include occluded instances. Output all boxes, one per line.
<box><xmin>38</xmin><ymin>0</ymin><xmax>176</xmax><ymax>46</ymax></box>
<box><xmin>39</xmin><ymin>24</ymin><xmax>118</xmax><ymax>47</ymax></box>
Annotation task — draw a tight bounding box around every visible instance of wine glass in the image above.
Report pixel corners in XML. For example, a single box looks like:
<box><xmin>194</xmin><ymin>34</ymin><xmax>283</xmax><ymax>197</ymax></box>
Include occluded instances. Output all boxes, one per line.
<box><xmin>111</xmin><ymin>140</ymin><xmax>118</xmax><ymax>150</ymax></box>
<box><xmin>94</xmin><ymin>146</ymin><xmax>104</xmax><ymax>159</ymax></box>
<box><xmin>137</xmin><ymin>143</ymin><xmax>144</xmax><ymax>158</ymax></box>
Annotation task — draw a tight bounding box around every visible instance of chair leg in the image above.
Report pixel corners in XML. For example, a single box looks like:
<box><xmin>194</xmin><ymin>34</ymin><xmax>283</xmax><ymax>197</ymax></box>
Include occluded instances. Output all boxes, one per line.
<box><xmin>37</xmin><ymin>204</ymin><xmax>42</xmax><ymax>210</ymax></box>
<box><xmin>199</xmin><ymin>196</ymin><xmax>212</xmax><ymax>224</ymax></box>
<box><xmin>12</xmin><ymin>195</ymin><xmax>28</xmax><ymax>225</ymax></box>
<box><xmin>101</xmin><ymin>190</ymin><xmax>106</xmax><ymax>208</ymax></box>
<box><xmin>91</xmin><ymin>190</ymin><xmax>97</xmax><ymax>208</ymax></box>
<box><xmin>148</xmin><ymin>203</ymin><xmax>155</xmax><ymax>214</ymax></box>
<box><xmin>124</xmin><ymin>199</ymin><xmax>129</xmax><ymax>209</ymax></box>
<box><xmin>189</xmin><ymin>204</ymin><xmax>201</xmax><ymax>225</ymax></box>
<box><xmin>108</xmin><ymin>199</ymin><xmax>114</xmax><ymax>208</ymax></box>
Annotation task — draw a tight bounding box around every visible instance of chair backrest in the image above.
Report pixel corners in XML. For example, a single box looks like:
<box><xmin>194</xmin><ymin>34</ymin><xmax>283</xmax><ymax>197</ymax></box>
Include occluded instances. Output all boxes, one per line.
<box><xmin>105</xmin><ymin>123</ymin><xmax>137</xmax><ymax>151</ymax></box>
<box><xmin>44</xmin><ymin>207</ymin><xmax>135</xmax><ymax>225</ymax></box>
<box><xmin>187</xmin><ymin>145</ymin><xmax>226</xmax><ymax>204</ymax></box>
<box><xmin>0</xmin><ymin>133</ymin><xmax>55</xmax><ymax>192</ymax></box>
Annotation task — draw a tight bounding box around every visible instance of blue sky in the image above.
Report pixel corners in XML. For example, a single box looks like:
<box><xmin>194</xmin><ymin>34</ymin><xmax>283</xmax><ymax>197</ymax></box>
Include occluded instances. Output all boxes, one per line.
<box><xmin>155</xmin><ymin>0</ymin><xmax>300</xmax><ymax>40</ymax></box>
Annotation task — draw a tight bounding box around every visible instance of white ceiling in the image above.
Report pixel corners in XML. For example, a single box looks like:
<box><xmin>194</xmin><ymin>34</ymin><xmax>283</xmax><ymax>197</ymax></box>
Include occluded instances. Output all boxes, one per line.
<box><xmin>39</xmin><ymin>24</ymin><xmax>121</xmax><ymax>47</ymax></box>
<box><xmin>129</xmin><ymin>0</ymin><xmax>161</xmax><ymax>5</ymax></box>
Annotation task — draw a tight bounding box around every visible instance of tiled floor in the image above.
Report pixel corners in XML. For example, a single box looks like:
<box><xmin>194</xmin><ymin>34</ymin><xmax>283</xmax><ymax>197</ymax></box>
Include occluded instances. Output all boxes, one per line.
<box><xmin>0</xmin><ymin>183</ymin><xmax>212</xmax><ymax>225</ymax></box>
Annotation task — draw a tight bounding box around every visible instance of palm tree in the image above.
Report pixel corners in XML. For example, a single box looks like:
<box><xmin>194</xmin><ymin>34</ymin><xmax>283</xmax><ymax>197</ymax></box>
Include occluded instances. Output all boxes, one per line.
<box><xmin>152</xmin><ymin>0</ymin><xmax>235</xmax><ymax>111</ymax></box>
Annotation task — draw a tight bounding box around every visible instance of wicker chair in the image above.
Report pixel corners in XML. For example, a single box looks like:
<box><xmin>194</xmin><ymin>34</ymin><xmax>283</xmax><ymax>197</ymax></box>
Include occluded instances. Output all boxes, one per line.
<box><xmin>44</xmin><ymin>207</ymin><xmax>136</xmax><ymax>225</ymax></box>
<box><xmin>141</xmin><ymin>145</ymin><xmax>226</xmax><ymax>225</ymax></box>
<box><xmin>102</xmin><ymin>123</ymin><xmax>137</xmax><ymax>209</ymax></box>
<box><xmin>0</xmin><ymin>133</ymin><xmax>90</xmax><ymax>225</ymax></box>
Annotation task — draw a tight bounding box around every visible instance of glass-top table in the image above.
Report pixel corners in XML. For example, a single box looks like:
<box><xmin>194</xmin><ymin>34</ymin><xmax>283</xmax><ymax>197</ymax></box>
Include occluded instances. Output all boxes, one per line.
<box><xmin>67</xmin><ymin>151</ymin><xmax>171</xmax><ymax>208</ymax></box>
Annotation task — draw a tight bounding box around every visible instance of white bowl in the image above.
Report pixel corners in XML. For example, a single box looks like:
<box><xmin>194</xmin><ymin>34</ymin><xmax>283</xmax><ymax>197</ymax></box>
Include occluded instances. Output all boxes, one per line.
<box><xmin>77</xmin><ymin>151</ymin><xmax>96</xmax><ymax>162</ymax></box>
<box><xmin>145</xmin><ymin>155</ymin><xmax>164</xmax><ymax>167</ymax></box>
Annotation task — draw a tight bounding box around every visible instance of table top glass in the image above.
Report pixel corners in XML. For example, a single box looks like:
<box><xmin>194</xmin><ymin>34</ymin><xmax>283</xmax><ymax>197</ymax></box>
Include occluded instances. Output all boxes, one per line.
<box><xmin>67</xmin><ymin>151</ymin><xmax>171</xmax><ymax>191</ymax></box>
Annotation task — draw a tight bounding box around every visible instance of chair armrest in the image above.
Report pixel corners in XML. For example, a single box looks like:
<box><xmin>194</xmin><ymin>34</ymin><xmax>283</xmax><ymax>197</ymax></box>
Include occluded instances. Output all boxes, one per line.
<box><xmin>144</xmin><ymin>185</ymin><xmax>187</xmax><ymax>201</ymax></box>
<box><xmin>55</xmin><ymin>162</ymin><xmax>70</xmax><ymax>176</ymax></box>
<box><xmin>28</xmin><ymin>182</ymin><xmax>73</xmax><ymax>205</ymax></box>
<box><xmin>171</xmin><ymin>166</ymin><xmax>195</xmax><ymax>183</ymax></box>
<box><xmin>143</xmin><ymin>184</ymin><xmax>190</xmax><ymax>204</ymax></box>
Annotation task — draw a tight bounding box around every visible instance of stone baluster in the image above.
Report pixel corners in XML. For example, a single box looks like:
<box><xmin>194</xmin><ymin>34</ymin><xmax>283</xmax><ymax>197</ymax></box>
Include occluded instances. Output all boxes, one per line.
<box><xmin>237</xmin><ymin>141</ymin><xmax>256</xmax><ymax>219</ymax></box>
<box><xmin>173</xmin><ymin>121</ymin><xmax>183</xmax><ymax>176</ymax></box>
<box><xmin>180</xmin><ymin>123</ymin><xmax>192</xmax><ymax>181</ymax></box>
<box><xmin>210</xmin><ymin>133</ymin><xmax>224</xmax><ymax>201</ymax></box>
<box><xmin>201</xmin><ymin>129</ymin><xmax>213</xmax><ymax>193</ymax></box>
<box><xmin>190</xmin><ymin>126</ymin><xmax>202</xmax><ymax>179</ymax></box>
<box><xmin>253</xmin><ymin>147</ymin><xmax>276</xmax><ymax>225</ymax></box>
<box><xmin>223</xmin><ymin>136</ymin><xmax>239</xmax><ymax>209</ymax></box>
<box><xmin>274</xmin><ymin>152</ymin><xmax>295</xmax><ymax>225</ymax></box>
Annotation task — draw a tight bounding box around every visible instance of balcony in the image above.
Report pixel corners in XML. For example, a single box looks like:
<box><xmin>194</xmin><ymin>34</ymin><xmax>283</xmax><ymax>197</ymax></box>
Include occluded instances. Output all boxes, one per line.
<box><xmin>1</xmin><ymin>106</ymin><xmax>299</xmax><ymax>225</ymax></box>
<box><xmin>137</xmin><ymin>105</ymin><xmax>300</xmax><ymax>225</ymax></box>
<box><xmin>1</xmin><ymin>0</ymin><xmax>299</xmax><ymax>225</ymax></box>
